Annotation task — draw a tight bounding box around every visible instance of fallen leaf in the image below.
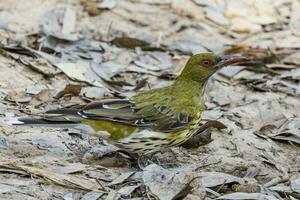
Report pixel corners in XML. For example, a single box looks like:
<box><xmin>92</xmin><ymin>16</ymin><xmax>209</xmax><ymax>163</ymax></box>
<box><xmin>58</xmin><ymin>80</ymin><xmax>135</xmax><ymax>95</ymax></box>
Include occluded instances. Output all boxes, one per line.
<box><xmin>289</xmin><ymin>1</ymin><xmax>300</xmax><ymax>37</ymax></box>
<box><xmin>5</xmin><ymin>90</ymin><xmax>32</xmax><ymax>103</ymax></box>
<box><xmin>199</xmin><ymin>172</ymin><xmax>244</xmax><ymax>188</ymax></box>
<box><xmin>204</xmin><ymin>6</ymin><xmax>230</xmax><ymax>26</ymax></box>
<box><xmin>269</xmin><ymin>131</ymin><xmax>300</xmax><ymax>144</ymax></box>
<box><xmin>0</xmin><ymin>163</ymin><xmax>103</xmax><ymax>191</ymax></box>
<box><xmin>256</xmin><ymin>118</ymin><xmax>300</xmax><ymax>144</ymax></box>
<box><xmin>282</xmin><ymin>52</ymin><xmax>300</xmax><ymax>66</ymax></box>
<box><xmin>266</xmin><ymin>64</ymin><xmax>296</xmax><ymax>70</ymax></box>
<box><xmin>202</xmin><ymin>109</ymin><xmax>224</xmax><ymax>120</ymax></box>
<box><xmin>231</xmin><ymin>183</ymin><xmax>260</xmax><ymax>193</ymax></box>
<box><xmin>81</xmin><ymin>87</ymin><xmax>108</xmax><ymax>99</ymax></box>
<box><xmin>82</xmin><ymin>144</ymin><xmax>129</xmax><ymax>168</ymax></box>
<box><xmin>107</xmin><ymin>171</ymin><xmax>135</xmax><ymax>186</ymax></box>
<box><xmin>81</xmin><ymin>191</ymin><xmax>104</xmax><ymax>200</ymax></box>
<box><xmin>64</xmin><ymin>192</ymin><xmax>82</xmax><ymax>200</ymax></box>
<box><xmin>172</xmin><ymin>0</ymin><xmax>204</xmax><ymax>20</ymax></box>
<box><xmin>0</xmin><ymin>184</ymin><xmax>19</xmax><ymax>194</ymax></box>
<box><xmin>230</xmin><ymin>18</ymin><xmax>262</xmax><ymax>33</ymax></box>
<box><xmin>269</xmin><ymin>185</ymin><xmax>293</xmax><ymax>193</ymax></box>
<box><xmin>143</xmin><ymin>164</ymin><xmax>205</xmax><ymax>200</ymax></box>
<box><xmin>19</xmin><ymin>56</ymin><xmax>59</xmax><ymax>77</ymax></box>
<box><xmin>259</xmin><ymin>124</ymin><xmax>277</xmax><ymax>135</ymax></box>
<box><xmin>30</xmin><ymin>89</ymin><xmax>53</xmax><ymax>106</ymax></box>
<box><xmin>80</xmin><ymin>0</ymin><xmax>102</xmax><ymax>16</ymax></box>
<box><xmin>53</xmin><ymin>163</ymin><xmax>87</xmax><ymax>174</ymax></box>
<box><xmin>55</xmin><ymin>84</ymin><xmax>82</xmax><ymax>99</ymax></box>
<box><xmin>112</xmin><ymin>37</ymin><xmax>150</xmax><ymax>49</ymax></box>
<box><xmin>105</xmin><ymin>190</ymin><xmax>119</xmax><ymax>200</ymax></box>
<box><xmin>62</xmin><ymin>7</ymin><xmax>76</xmax><ymax>35</ymax></box>
<box><xmin>117</xmin><ymin>184</ymin><xmax>140</xmax><ymax>197</ymax></box>
<box><xmin>97</xmin><ymin>0</ymin><xmax>118</xmax><ymax>9</ymax></box>
<box><xmin>217</xmin><ymin>192</ymin><xmax>278</xmax><ymax>200</ymax></box>
<box><xmin>54</xmin><ymin>61</ymin><xmax>104</xmax><ymax>87</ymax></box>
<box><xmin>280</xmin><ymin>68</ymin><xmax>300</xmax><ymax>80</ymax></box>
<box><xmin>290</xmin><ymin>177</ymin><xmax>300</xmax><ymax>193</ymax></box>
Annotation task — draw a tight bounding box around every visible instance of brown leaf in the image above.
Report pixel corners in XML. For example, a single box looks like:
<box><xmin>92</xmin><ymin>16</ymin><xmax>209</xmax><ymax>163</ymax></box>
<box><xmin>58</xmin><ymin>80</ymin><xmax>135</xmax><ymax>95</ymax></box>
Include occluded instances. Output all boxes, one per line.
<box><xmin>55</xmin><ymin>84</ymin><xmax>82</xmax><ymax>99</ymax></box>
<box><xmin>30</xmin><ymin>89</ymin><xmax>53</xmax><ymax>106</ymax></box>
<box><xmin>111</xmin><ymin>37</ymin><xmax>150</xmax><ymax>49</ymax></box>
<box><xmin>80</xmin><ymin>0</ymin><xmax>102</xmax><ymax>16</ymax></box>
<box><xmin>259</xmin><ymin>124</ymin><xmax>277</xmax><ymax>135</ymax></box>
<box><xmin>231</xmin><ymin>183</ymin><xmax>261</xmax><ymax>193</ymax></box>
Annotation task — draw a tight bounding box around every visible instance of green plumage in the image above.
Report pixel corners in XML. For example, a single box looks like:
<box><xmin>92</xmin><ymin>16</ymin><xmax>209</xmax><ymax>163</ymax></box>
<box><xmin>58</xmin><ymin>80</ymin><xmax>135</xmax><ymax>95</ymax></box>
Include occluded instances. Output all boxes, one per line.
<box><xmin>14</xmin><ymin>53</ymin><xmax>249</xmax><ymax>154</ymax></box>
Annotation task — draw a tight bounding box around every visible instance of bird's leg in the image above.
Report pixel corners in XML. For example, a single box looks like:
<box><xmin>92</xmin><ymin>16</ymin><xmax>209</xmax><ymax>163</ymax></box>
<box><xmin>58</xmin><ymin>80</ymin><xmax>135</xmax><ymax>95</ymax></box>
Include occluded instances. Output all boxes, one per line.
<box><xmin>137</xmin><ymin>154</ymin><xmax>154</xmax><ymax>169</ymax></box>
<box><xmin>114</xmin><ymin>148</ymin><xmax>179</xmax><ymax>169</ymax></box>
<box><xmin>116</xmin><ymin>151</ymin><xmax>153</xmax><ymax>169</ymax></box>
<box><xmin>119</xmin><ymin>149</ymin><xmax>179</xmax><ymax>169</ymax></box>
<box><xmin>181</xmin><ymin>120</ymin><xmax>227</xmax><ymax>149</ymax></box>
<box><xmin>147</xmin><ymin>149</ymin><xmax>179</xmax><ymax>168</ymax></box>
<box><xmin>136</xmin><ymin>152</ymin><xmax>175</xmax><ymax>169</ymax></box>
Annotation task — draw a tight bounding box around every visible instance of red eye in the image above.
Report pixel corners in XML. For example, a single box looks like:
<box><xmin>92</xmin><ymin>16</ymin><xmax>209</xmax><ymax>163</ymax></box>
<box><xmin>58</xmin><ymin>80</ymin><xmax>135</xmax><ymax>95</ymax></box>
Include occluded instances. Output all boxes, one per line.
<box><xmin>201</xmin><ymin>60</ymin><xmax>211</xmax><ymax>67</ymax></box>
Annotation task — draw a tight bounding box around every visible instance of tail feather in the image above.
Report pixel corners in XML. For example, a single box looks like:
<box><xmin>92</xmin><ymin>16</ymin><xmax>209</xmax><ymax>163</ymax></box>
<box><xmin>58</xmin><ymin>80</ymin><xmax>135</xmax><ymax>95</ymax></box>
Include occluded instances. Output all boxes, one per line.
<box><xmin>45</xmin><ymin>109</ymin><xmax>79</xmax><ymax>115</ymax></box>
<box><xmin>14</xmin><ymin>118</ymin><xmax>78</xmax><ymax>125</ymax></box>
<box><xmin>10</xmin><ymin>108</ymin><xmax>82</xmax><ymax>128</ymax></box>
<box><xmin>10</xmin><ymin>117</ymin><xmax>80</xmax><ymax>128</ymax></box>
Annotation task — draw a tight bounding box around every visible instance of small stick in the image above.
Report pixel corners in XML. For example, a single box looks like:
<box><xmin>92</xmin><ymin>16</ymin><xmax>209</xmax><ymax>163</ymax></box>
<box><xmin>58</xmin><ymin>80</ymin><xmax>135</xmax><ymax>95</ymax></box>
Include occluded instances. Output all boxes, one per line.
<box><xmin>264</xmin><ymin>174</ymin><xmax>290</xmax><ymax>187</ymax></box>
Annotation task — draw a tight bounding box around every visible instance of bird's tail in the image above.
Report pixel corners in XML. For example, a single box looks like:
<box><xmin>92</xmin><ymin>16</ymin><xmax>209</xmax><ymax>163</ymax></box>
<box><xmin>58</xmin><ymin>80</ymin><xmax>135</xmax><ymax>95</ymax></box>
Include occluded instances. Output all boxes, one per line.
<box><xmin>10</xmin><ymin>109</ymin><xmax>83</xmax><ymax>128</ymax></box>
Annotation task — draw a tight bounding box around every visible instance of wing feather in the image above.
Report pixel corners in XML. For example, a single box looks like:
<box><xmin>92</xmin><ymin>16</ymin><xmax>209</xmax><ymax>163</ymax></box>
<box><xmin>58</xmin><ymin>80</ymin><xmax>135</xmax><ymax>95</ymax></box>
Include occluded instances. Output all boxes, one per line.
<box><xmin>78</xmin><ymin>98</ymin><xmax>192</xmax><ymax>132</ymax></box>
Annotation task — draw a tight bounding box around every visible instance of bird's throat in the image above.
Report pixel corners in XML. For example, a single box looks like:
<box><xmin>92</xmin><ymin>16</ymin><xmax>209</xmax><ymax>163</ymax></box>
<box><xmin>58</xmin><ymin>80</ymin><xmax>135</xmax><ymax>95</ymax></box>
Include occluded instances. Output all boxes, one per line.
<box><xmin>172</xmin><ymin>77</ymin><xmax>207</xmax><ymax>96</ymax></box>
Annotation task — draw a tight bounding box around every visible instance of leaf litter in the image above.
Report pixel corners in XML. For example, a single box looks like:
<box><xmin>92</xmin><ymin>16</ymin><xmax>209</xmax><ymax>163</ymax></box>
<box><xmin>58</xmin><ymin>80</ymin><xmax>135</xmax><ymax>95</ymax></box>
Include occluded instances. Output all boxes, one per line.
<box><xmin>0</xmin><ymin>0</ymin><xmax>300</xmax><ymax>199</ymax></box>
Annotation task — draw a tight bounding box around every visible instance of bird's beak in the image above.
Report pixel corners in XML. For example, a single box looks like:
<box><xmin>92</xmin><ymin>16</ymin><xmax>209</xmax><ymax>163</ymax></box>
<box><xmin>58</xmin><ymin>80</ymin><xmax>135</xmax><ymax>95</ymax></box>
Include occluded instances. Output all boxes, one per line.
<box><xmin>215</xmin><ymin>54</ymin><xmax>251</xmax><ymax>68</ymax></box>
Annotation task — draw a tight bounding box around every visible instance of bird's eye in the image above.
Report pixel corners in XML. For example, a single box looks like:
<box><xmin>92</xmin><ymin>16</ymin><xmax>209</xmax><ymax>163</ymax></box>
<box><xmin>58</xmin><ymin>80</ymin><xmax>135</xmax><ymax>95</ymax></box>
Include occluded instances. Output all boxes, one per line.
<box><xmin>201</xmin><ymin>60</ymin><xmax>212</xmax><ymax>67</ymax></box>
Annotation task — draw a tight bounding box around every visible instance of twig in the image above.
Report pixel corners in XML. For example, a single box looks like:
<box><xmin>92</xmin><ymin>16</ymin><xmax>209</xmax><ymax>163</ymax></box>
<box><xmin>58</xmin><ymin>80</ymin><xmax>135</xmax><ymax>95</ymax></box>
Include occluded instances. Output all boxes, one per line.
<box><xmin>264</xmin><ymin>174</ymin><xmax>290</xmax><ymax>187</ymax></box>
<box><xmin>96</xmin><ymin>178</ymin><xmax>109</xmax><ymax>192</ymax></box>
<box><xmin>195</xmin><ymin>159</ymin><xmax>221</xmax><ymax>171</ymax></box>
<box><xmin>216</xmin><ymin>180</ymin><xmax>227</xmax><ymax>193</ymax></box>
<box><xmin>205</xmin><ymin>188</ymin><xmax>221</xmax><ymax>198</ymax></box>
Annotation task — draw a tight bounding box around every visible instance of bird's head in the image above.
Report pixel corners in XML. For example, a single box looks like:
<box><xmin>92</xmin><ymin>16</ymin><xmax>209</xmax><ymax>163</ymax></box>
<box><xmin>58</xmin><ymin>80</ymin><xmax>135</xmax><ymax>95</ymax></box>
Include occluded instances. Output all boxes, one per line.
<box><xmin>178</xmin><ymin>53</ymin><xmax>250</xmax><ymax>82</ymax></box>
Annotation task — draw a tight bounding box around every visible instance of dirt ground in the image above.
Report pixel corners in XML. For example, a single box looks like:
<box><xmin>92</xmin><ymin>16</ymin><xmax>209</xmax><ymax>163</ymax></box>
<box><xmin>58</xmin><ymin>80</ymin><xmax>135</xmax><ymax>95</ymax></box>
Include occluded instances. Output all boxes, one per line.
<box><xmin>0</xmin><ymin>0</ymin><xmax>299</xmax><ymax>199</ymax></box>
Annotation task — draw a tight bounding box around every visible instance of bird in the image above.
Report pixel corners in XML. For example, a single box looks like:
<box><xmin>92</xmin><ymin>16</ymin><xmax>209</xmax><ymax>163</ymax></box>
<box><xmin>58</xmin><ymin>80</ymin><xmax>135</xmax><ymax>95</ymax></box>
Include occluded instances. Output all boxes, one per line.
<box><xmin>11</xmin><ymin>53</ymin><xmax>249</xmax><ymax>154</ymax></box>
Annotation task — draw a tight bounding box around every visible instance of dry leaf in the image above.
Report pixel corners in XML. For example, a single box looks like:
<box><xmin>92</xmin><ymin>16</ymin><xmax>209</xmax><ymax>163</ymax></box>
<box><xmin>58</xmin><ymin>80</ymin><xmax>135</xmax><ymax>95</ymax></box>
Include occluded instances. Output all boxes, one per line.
<box><xmin>217</xmin><ymin>192</ymin><xmax>278</xmax><ymax>200</ymax></box>
<box><xmin>0</xmin><ymin>163</ymin><xmax>103</xmax><ymax>191</ymax></box>
<box><xmin>55</xmin><ymin>84</ymin><xmax>82</xmax><ymax>99</ymax></box>
<box><xmin>143</xmin><ymin>164</ymin><xmax>205</xmax><ymax>200</ymax></box>
<box><xmin>199</xmin><ymin>172</ymin><xmax>245</xmax><ymax>188</ymax></box>
<box><xmin>107</xmin><ymin>172</ymin><xmax>135</xmax><ymax>186</ymax></box>
<box><xmin>30</xmin><ymin>89</ymin><xmax>53</xmax><ymax>106</ymax></box>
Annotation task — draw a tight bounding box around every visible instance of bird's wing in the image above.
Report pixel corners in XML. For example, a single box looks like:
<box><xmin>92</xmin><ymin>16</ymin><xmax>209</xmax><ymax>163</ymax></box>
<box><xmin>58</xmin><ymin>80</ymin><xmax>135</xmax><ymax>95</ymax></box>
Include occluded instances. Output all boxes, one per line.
<box><xmin>79</xmin><ymin>98</ymin><xmax>192</xmax><ymax>132</ymax></box>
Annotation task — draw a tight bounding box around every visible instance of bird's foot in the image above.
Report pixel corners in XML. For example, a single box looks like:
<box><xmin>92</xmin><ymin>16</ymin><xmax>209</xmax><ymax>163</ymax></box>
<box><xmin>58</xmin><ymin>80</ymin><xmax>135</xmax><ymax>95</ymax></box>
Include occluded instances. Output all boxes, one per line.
<box><xmin>134</xmin><ymin>150</ymin><xmax>178</xmax><ymax>169</ymax></box>
<box><xmin>152</xmin><ymin>150</ymin><xmax>179</xmax><ymax>168</ymax></box>
<box><xmin>137</xmin><ymin>155</ymin><xmax>154</xmax><ymax>169</ymax></box>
